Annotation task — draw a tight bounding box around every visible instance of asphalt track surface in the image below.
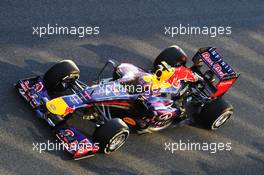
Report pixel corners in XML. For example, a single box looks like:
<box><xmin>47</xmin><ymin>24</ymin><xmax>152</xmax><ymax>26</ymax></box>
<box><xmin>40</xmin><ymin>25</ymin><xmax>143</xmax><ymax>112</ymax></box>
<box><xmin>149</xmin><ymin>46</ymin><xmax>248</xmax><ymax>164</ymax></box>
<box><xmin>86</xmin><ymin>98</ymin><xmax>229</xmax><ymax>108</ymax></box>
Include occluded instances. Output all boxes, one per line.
<box><xmin>0</xmin><ymin>1</ymin><xmax>263</xmax><ymax>175</ymax></box>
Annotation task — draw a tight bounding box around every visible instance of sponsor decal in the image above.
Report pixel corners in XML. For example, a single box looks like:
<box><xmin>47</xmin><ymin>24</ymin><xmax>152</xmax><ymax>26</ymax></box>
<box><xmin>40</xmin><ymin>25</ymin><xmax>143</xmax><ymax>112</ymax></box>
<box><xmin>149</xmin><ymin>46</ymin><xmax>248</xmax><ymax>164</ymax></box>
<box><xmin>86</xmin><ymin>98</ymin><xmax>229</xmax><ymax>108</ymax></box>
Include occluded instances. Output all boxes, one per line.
<box><xmin>158</xmin><ymin>112</ymin><xmax>173</xmax><ymax>121</ymax></box>
<box><xmin>123</xmin><ymin>117</ymin><xmax>136</xmax><ymax>126</ymax></box>
<box><xmin>35</xmin><ymin>82</ymin><xmax>44</xmax><ymax>92</ymax></box>
<box><xmin>49</xmin><ymin>104</ymin><xmax>56</xmax><ymax>110</ymax></box>
<box><xmin>65</xmin><ymin>129</ymin><xmax>75</xmax><ymax>137</ymax></box>
<box><xmin>202</xmin><ymin>52</ymin><xmax>214</xmax><ymax>66</ymax></box>
<box><xmin>201</xmin><ymin>50</ymin><xmax>233</xmax><ymax>79</ymax></box>
<box><xmin>167</xmin><ymin>66</ymin><xmax>198</xmax><ymax>89</ymax></box>
<box><xmin>213</xmin><ymin>63</ymin><xmax>227</xmax><ymax>78</ymax></box>
<box><xmin>148</xmin><ymin>111</ymin><xmax>174</xmax><ymax>128</ymax></box>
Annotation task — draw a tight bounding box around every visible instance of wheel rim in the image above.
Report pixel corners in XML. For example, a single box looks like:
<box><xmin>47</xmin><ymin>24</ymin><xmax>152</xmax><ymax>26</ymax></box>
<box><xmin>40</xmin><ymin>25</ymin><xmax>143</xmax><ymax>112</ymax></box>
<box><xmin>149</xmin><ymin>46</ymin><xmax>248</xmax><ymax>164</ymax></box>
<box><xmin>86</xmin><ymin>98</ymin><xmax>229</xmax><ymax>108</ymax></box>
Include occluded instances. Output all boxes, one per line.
<box><xmin>108</xmin><ymin>133</ymin><xmax>126</xmax><ymax>150</ymax></box>
<box><xmin>56</xmin><ymin>73</ymin><xmax>79</xmax><ymax>90</ymax></box>
<box><xmin>62</xmin><ymin>73</ymin><xmax>79</xmax><ymax>83</ymax></box>
<box><xmin>211</xmin><ymin>111</ymin><xmax>233</xmax><ymax>129</ymax></box>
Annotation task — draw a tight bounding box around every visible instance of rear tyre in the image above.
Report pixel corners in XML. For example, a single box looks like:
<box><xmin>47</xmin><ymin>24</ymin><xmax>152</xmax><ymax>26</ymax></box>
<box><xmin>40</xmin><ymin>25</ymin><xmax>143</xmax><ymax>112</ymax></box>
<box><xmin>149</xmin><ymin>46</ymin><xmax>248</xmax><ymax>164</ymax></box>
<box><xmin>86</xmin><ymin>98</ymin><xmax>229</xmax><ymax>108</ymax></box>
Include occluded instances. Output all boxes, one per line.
<box><xmin>199</xmin><ymin>98</ymin><xmax>234</xmax><ymax>130</ymax></box>
<box><xmin>94</xmin><ymin>118</ymin><xmax>129</xmax><ymax>154</ymax></box>
<box><xmin>153</xmin><ymin>45</ymin><xmax>188</xmax><ymax>68</ymax></box>
<box><xmin>43</xmin><ymin>60</ymin><xmax>80</xmax><ymax>92</ymax></box>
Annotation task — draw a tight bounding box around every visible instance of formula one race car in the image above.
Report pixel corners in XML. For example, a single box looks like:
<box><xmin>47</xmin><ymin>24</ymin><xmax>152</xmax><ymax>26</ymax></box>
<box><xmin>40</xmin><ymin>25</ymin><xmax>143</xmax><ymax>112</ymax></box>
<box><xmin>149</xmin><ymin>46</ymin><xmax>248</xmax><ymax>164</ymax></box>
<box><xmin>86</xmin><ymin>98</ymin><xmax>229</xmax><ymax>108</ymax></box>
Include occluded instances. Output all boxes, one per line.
<box><xmin>15</xmin><ymin>46</ymin><xmax>239</xmax><ymax>160</ymax></box>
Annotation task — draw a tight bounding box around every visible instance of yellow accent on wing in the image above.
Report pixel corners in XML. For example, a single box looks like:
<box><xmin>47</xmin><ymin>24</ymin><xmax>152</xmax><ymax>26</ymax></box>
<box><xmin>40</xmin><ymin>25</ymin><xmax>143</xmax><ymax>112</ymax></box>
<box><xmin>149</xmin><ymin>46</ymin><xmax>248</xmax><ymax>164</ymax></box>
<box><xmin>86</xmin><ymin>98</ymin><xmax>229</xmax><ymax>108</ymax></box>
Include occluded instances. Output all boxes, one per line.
<box><xmin>46</xmin><ymin>97</ymin><xmax>68</xmax><ymax>116</ymax></box>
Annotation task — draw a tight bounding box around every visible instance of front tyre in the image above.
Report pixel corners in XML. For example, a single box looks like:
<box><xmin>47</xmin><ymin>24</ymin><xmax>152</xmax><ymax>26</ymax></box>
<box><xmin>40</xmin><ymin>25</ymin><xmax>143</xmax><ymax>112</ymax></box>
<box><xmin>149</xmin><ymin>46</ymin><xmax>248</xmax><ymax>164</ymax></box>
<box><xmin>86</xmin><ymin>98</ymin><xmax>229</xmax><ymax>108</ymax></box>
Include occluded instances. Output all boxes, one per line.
<box><xmin>199</xmin><ymin>98</ymin><xmax>234</xmax><ymax>130</ymax></box>
<box><xmin>94</xmin><ymin>118</ymin><xmax>129</xmax><ymax>154</ymax></box>
<box><xmin>43</xmin><ymin>60</ymin><xmax>80</xmax><ymax>92</ymax></box>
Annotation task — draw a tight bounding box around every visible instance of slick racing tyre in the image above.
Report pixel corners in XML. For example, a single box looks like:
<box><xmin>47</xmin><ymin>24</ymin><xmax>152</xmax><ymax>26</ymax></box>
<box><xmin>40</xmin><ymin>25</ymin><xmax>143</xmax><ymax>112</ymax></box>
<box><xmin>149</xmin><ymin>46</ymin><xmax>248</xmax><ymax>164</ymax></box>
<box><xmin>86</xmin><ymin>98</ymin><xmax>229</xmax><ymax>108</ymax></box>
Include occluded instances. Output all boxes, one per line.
<box><xmin>199</xmin><ymin>97</ymin><xmax>234</xmax><ymax>130</ymax></box>
<box><xmin>43</xmin><ymin>60</ymin><xmax>80</xmax><ymax>92</ymax></box>
<box><xmin>153</xmin><ymin>45</ymin><xmax>188</xmax><ymax>68</ymax></box>
<box><xmin>94</xmin><ymin>118</ymin><xmax>129</xmax><ymax>154</ymax></box>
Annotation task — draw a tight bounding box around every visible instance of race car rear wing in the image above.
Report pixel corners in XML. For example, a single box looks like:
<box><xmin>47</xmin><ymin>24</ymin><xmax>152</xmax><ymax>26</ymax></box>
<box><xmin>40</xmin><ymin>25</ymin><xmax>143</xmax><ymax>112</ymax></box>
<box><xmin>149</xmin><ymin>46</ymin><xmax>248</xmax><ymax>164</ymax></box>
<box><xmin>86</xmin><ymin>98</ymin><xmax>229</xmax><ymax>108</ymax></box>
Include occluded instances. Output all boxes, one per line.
<box><xmin>192</xmin><ymin>47</ymin><xmax>240</xmax><ymax>97</ymax></box>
